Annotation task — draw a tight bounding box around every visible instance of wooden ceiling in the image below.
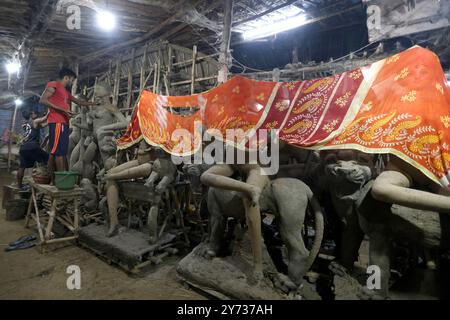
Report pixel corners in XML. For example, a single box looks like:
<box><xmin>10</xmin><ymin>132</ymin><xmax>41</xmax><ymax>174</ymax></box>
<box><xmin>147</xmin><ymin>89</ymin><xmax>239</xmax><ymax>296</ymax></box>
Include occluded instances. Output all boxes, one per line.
<box><xmin>1</xmin><ymin>0</ymin><xmax>448</xmax><ymax>108</ymax></box>
<box><xmin>1</xmin><ymin>0</ymin><xmax>345</xmax><ymax>102</ymax></box>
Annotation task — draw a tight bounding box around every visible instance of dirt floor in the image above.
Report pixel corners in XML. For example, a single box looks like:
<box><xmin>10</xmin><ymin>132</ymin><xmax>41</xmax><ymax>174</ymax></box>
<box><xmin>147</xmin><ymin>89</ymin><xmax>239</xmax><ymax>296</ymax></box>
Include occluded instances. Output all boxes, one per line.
<box><xmin>0</xmin><ymin>171</ymin><xmax>205</xmax><ymax>300</ymax></box>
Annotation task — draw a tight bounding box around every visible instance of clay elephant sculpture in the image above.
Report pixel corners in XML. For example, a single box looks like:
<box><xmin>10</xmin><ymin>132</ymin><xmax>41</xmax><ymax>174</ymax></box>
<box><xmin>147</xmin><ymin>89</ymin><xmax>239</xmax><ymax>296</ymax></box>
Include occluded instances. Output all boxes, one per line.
<box><xmin>203</xmin><ymin>177</ymin><xmax>324</xmax><ymax>289</ymax></box>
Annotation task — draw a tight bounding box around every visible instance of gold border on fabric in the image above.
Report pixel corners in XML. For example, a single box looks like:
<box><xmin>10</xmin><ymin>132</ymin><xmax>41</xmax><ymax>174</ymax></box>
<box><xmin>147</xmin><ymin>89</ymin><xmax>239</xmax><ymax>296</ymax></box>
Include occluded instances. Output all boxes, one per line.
<box><xmin>313</xmin><ymin>59</ymin><xmax>386</xmax><ymax>146</ymax></box>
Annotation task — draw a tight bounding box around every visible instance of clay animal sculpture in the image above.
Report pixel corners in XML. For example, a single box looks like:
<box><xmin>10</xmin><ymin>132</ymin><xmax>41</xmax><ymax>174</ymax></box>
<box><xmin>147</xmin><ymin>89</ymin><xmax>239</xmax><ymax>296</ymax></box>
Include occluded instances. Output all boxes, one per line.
<box><xmin>201</xmin><ymin>163</ymin><xmax>269</xmax><ymax>281</ymax></box>
<box><xmin>356</xmin><ymin>154</ymin><xmax>450</xmax><ymax>299</ymax></box>
<box><xmin>202</xmin><ymin>177</ymin><xmax>324</xmax><ymax>291</ymax></box>
<box><xmin>325</xmin><ymin>153</ymin><xmax>450</xmax><ymax>299</ymax></box>
<box><xmin>321</xmin><ymin>150</ymin><xmax>375</xmax><ymax>271</ymax></box>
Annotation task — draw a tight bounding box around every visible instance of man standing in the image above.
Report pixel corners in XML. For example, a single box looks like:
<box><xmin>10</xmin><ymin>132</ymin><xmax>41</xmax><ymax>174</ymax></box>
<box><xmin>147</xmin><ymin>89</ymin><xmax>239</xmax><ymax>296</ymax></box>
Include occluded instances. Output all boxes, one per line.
<box><xmin>17</xmin><ymin>108</ymin><xmax>49</xmax><ymax>189</ymax></box>
<box><xmin>39</xmin><ymin>68</ymin><xmax>97</xmax><ymax>182</ymax></box>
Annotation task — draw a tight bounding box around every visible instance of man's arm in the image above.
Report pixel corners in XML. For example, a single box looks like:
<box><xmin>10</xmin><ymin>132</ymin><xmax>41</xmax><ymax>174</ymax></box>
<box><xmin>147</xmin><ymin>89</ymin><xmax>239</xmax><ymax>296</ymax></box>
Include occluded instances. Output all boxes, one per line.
<box><xmin>40</xmin><ymin>87</ymin><xmax>75</xmax><ymax>117</ymax></box>
<box><xmin>32</xmin><ymin>114</ymin><xmax>48</xmax><ymax>129</ymax></box>
<box><xmin>70</xmin><ymin>96</ymin><xmax>98</xmax><ymax>107</ymax></box>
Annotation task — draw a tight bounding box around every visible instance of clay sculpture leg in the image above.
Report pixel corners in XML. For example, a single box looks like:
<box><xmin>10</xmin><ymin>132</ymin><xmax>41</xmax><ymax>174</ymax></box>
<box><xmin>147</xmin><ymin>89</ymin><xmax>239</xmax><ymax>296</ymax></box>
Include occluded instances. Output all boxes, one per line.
<box><xmin>104</xmin><ymin>161</ymin><xmax>152</xmax><ymax>237</ymax></box>
<box><xmin>104</xmin><ymin>162</ymin><xmax>152</xmax><ymax>181</ymax></box>
<box><xmin>200</xmin><ymin>164</ymin><xmax>269</xmax><ymax>281</ymax></box>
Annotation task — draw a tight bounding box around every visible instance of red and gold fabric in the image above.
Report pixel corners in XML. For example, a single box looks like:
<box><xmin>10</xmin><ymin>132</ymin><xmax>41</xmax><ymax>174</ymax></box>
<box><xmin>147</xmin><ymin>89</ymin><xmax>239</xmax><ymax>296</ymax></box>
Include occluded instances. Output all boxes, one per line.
<box><xmin>117</xmin><ymin>46</ymin><xmax>450</xmax><ymax>188</ymax></box>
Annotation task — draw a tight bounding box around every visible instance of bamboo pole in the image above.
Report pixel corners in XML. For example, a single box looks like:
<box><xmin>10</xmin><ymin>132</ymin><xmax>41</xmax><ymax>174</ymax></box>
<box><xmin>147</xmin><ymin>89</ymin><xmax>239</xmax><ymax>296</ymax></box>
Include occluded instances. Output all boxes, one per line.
<box><xmin>113</xmin><ymin>55</ymin><xmax>122</xmax><ymax>106</ymax></box>
<box><xmin>156</xmin><ymin>47</ymin><xmax>162</xmax><ymax>94</ymax></box>
<box><xmin>190</xmin><ymin>45</ymin><xmax>198</xmax><ymax>94</ymax></box>
<box><xmin>152</xmin><ymin>62</ymin><xmax>158</xmax><ymax>93</ymax></box>
<box><xmin>167</xmin><ymin>44</ymin><xmax>173</xmax><ymax>93</ymax></box>
<box><xmin>218</xmin><ymin>0</ymin><xmax>233</xmax><ymax>84</ymax></box>
<box><xmin>7</xmin><ymin>104</ymin><xmax>18</xmax><ymax>172</ymax></box>
<box><xmin>126</xmin><ymin>48</ymin><xmax>136</xmax><ymax>110</ymax></box>
<box><xmin>140</xmin><ymin>44</ymin><xmax>148</xmax><ymax>92</ymax></box>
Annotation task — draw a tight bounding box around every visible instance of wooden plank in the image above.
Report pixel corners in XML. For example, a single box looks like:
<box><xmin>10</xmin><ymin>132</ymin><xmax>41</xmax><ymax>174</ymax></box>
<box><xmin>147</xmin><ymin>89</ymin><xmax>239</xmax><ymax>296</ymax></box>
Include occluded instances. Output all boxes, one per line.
<box><xmin>171</xmin><ymin>75</ymin><xmax>217</xmax><ymax>86</ymax></box>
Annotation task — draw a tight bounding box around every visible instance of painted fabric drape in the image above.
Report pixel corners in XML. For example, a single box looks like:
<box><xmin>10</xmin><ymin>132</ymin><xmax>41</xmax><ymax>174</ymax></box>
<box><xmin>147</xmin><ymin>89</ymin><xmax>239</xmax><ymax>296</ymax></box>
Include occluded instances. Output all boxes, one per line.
<box><xmin>117</xmin><ymin>46</ymin><xmax>450</xmax><ymax>188</ymax></box>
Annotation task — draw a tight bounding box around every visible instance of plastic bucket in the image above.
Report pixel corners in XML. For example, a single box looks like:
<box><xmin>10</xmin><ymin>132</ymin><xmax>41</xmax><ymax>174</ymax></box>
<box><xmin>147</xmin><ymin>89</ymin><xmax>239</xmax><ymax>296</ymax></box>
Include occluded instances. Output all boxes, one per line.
<box><xmin>54</xmin><ymin>171</ymin><xmax>78</xmax><ymax>190</ymax></box>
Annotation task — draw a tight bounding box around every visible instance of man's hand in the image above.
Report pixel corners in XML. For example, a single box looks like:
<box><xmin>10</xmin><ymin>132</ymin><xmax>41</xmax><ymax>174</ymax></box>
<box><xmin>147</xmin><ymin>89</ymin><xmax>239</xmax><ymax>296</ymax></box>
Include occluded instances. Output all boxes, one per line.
<box><xmin>66</xmin><ymin>110</ymin><xmax>77</xmax><ymax>118</ymax></box>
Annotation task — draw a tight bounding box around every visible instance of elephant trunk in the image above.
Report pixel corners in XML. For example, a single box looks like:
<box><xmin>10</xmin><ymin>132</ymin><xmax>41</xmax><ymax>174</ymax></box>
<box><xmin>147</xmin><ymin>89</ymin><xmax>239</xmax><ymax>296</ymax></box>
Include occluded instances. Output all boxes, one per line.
<box><xmin>306</xmin><ymin>191</ymin><xmax>324</xmax><ymax>270</ymax></box>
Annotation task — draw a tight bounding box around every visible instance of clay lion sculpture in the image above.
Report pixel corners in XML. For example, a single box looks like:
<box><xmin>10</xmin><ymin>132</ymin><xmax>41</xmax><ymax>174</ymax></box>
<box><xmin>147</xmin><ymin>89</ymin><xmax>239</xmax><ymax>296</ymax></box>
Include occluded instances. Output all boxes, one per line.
<box><xmin>203</xmin><ymin>177</ymin><xmax>324</xmax><ymax>290</ymax></box>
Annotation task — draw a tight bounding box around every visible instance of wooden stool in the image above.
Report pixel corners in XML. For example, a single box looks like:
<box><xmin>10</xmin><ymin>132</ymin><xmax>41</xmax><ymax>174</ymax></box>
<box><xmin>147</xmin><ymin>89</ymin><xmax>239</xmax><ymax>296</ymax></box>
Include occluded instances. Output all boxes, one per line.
<box><xmin>25</xmin><ymin>181</ymin><xmax>83</xmax><ymax>251</ymax></box>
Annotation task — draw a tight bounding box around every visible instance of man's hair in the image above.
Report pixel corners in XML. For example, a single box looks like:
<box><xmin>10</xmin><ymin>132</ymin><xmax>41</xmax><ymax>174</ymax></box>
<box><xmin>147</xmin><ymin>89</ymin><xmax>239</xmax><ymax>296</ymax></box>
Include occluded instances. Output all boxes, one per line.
<box><xmin>21</xmin><ymin>109</ymin><xmax>31</xmax><ymax>120</ymax></box>
<box><xmin>58</xmin><ymin>67</ymin><xmax>77</xmax><ymax>79</ymax></box>
<box><xmin>21</xmin><ymin>106</ymin><xmax>40</xmax><ymax>120</ymax></box>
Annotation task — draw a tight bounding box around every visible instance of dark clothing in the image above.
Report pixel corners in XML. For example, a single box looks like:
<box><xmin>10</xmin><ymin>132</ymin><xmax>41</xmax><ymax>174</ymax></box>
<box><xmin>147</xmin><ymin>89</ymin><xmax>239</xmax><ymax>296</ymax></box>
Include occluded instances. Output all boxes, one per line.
<box><xmin>19</xmin><ymin>148</ymin><xmax>48</xmax><ymax>168</ymax></box>
<box><xmin>20</xmin><ymin>120</ymin><xmax>41</xmax><ymax>150</ymax></box>
<box><xmin>19</xmin><ymin>120</ymin><xmax>48</xmax><ymax>168</ymax></box>
<box><xmin>48</xmin><ymin>123</ymin><xmax>69</xmax><ymax>156</ymax></box>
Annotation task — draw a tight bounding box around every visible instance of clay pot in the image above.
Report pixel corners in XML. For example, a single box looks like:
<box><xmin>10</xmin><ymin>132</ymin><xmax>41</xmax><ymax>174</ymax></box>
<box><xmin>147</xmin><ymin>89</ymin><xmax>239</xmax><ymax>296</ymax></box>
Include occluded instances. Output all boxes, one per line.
<box><xmin>33</xmin><ymin>174</ymin><xmax>50</xmax><ymax>185</ymax></box>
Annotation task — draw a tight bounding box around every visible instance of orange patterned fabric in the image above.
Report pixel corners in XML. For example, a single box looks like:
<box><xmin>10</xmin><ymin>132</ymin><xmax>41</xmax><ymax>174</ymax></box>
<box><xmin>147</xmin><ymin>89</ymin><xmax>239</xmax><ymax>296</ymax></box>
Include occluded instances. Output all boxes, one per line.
<box><xmin>117</xmin><ymin>46</ymin><xmax>450</xmax><ymax>187</ymax></box>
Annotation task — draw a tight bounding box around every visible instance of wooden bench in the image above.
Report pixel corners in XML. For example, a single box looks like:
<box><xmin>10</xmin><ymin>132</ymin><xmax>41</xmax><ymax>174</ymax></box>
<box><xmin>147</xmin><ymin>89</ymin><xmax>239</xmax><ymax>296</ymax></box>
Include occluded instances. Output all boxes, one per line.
<box><xmin>25</xmin><ymin>181</ymin><xmax>83</xmax><ymax>252</ymax></box>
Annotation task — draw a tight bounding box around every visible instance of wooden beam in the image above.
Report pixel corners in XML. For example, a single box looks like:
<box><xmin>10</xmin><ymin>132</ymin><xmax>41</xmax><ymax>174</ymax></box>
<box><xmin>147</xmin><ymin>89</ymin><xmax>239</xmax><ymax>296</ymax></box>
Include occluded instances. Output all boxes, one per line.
<box><xmin>190</xmin><ymin>45</ymin><xmax>198</xmax><ymax>94</ymax></box>
<box><xmin>218</xmin><ymin>0</ymin><xmax>233</xmax><ymax>84</ymax></box>
<box><xmin>233</xmin><ymin>0</ymin><xmax>297</xmax><ymax>27</ymax></box>
<box><xmin>127</xmin><ymin>48</ymin><xmax>136</xmax><ymax>109</ymax></box>
<box><xmin>140</xmin><ymin>44</ymin><xmax>148</xmax><ymax>92</ymax></box>
<box><xmin>157</xmin><ymin>0</ymin><xmax>222</xmax><ymax>41</ymax></box>
<box><xmin>80</xmin><ymin>0</ymin><xmax>200</xmax><ymax>63</ymax></box>
<box><xmin>166</xmin><ymin>44</ymin><xmax>173</xmax><ymax>93</ymax></box>
<box><xmin>113</xmin><ymin>55</ymin><xmax>122</xmax><ymax>106</ymax></box>
<box><xmin>7</xmin><ymin>105</ymin><xmax>18</xmax><ymax>172</ymax></box>
<box><xmin>153</xmin><ymin>62</ymin><xmax>158</xmax><ymax>94</ymax></box>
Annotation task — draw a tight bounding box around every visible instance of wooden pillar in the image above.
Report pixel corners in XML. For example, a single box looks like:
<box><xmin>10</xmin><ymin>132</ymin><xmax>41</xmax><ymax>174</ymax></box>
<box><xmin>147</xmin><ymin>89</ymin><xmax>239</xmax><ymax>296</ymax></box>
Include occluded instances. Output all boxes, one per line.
<box><xmin>126</xmin><ymin>48</ymin><xmax>136</xmax><ymax>109</ymax></box>
<box><xmin>7</xmin><ymin>105</ymin><xmax>19</xmax><ymax>172</ymax></box>
<box><xmin>156</xmin><ymin>47</ymin><xmax>162</xmax><ymax>94</ymax></box>
<box><xmin>107</xmin><ymin>59</ymin><xmax>113</xmax><ymax>86</ymax></box>
<box><xmin>167</xmin><ymin>44</ymin><xmax>173</xmax><ymax>93</ymax></box>
<box><xmin>190</xmin><ymin>45</ymin><xmax>198</xmax><ymax>94</ymax></box>
<box><xmin>217</xmin><ymin>0</ymin><xmax>233</xmax><ymax>84</ymax></box>
<box><xmin>153</xmin><ymin>62</ymin><xmax>158</xmax><ymax>93</ymax></box>
<box><xmin>113</xmin><ymin>55</ymin><xmax>122</xmax><ymax>106</ymax></box>
<box><xmin>140</xmin><ymin>44</ymin><xmax>148</xmax><ymax>92</ymax></box>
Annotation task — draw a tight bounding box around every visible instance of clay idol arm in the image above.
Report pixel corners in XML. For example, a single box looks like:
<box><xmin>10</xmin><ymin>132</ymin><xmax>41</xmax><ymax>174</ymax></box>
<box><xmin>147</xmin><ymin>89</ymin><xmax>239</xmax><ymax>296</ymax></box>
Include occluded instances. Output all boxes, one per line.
<box><xmin>371</xmin><ymin>170</ymin><xmax>450</xmax><ymax>214</ymax></box>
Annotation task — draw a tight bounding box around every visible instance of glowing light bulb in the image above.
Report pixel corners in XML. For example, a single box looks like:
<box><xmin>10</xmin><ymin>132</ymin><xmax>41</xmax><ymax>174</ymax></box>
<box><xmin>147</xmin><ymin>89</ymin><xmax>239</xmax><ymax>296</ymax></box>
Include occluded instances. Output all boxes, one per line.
<box><xmin>96</xmin><ymin>10</ymin><xmax>116</xmax><ymax>31</ymax></box>
<box><xmin>6</xmin><ymin>62</ymin><xmax>20</xmax><ymax>74</ymax></box>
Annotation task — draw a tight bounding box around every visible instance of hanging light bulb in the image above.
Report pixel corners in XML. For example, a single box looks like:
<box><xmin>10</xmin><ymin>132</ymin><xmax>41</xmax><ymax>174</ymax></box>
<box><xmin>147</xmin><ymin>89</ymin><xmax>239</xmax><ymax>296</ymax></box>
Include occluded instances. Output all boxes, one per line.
<box><xmin>96</xmin><ymin>10</ymin><xmax>116</xmax><ymax>31</ymax></box>
<box><xmin>6</xmin><ymin>61</ymin><xmax>20</xmax><ymax>74</ymax></box>
<box><xmin>14</xmin><ymin>98</ymin><xmax>23</xmax><ymax>107</ymax></box>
